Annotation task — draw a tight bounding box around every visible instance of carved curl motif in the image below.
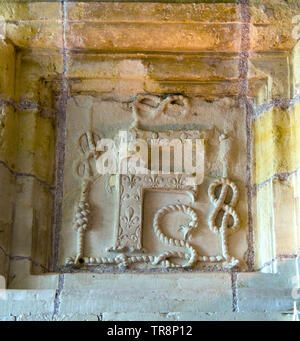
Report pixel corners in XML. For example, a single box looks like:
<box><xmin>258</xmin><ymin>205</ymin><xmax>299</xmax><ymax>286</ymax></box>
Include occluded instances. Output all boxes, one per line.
<box><xmin>208</xmin><ymin>178</ymin><xmax>240</xmax><ymax>268</ymax></box>
<box><xmin>132</xmin><ymin>95</ymin><xmax>190</xmax><ymax>126</ymax></box>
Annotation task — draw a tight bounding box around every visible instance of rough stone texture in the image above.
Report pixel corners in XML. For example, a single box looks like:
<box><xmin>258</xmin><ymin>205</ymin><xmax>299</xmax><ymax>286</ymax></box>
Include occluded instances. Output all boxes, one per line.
<box><xmin>253</xmin><ymin>103</ymin><xmax>300</xmax><ymax>185</ymax></box>
<box><xmin>237</xmin><ymin>258</ymin><xmax>299</xmax><ymax>312</ymax></box>
<box><xmin>0</xmin><ymin>290</ymin><xmax>56</xmax><ymax>316</ymax></box>
<box><xmin>102</xmin><ymin>312</ymin><xmax>293</xmax><ymax>321</ymax></box>
<box><xmin>0</xmin><ymin>0</ymin><xmax>299</xmax><ymax>321</ymax></box>
<box><xmin>59</xmin><ymin>273</ymin><xmax>233</xmax><ymax>314</ymax></box>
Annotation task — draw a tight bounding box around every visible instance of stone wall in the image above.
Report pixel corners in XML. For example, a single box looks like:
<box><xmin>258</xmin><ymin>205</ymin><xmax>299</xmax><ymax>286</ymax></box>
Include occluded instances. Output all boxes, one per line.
<box><xmin>0</xmin><ymin>0</ymin><xmax>300</xmax><ymax>321</ymax></box>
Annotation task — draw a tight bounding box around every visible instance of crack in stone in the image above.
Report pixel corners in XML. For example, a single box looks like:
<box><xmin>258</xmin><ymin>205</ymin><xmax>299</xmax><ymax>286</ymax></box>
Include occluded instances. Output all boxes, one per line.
<box><xmin>53</xmin><ymin>273</ymin><xmax>65</xmax><ymax>316</ymax></box>
<box><xmin>0</xmin><ymin>244</ymin><xmax>50</xmax><ymax>273</ymax></box>
<box><xmin>231</xmin><ymin>272</ymin><xmax>239</xmax><ymax>313</ymax></box>
<box><xmin>0</xmin><ymin>160</ymin><xmax>54</xmax><ymax>191</ymax></box>
<box><xmin>253</xmin><ymin>94</ymin><xmax>300</xmax><ymax>119</ymax></box>
<box><xmin>0</xmin><ymin>98</ymin><xmax>57</xmax><ymax>117</ymax></box>
<box><xmin>51</xmin><ymin>0</ymin><xmax>69</xmax><ymax>272</ymax></box>
<box><xmin>255</xmin><ymin>166</ymin><xmax>300</xmax><ymax>190</ymax></box>
<box><xmin>237</xmin><ymin>0</ymin><xmax>255</xmax><ymax>277</ymax></box>
<box><xmin>257</xmin><ymin>254</ymin><xmax>297</xmax><ymax>273</ymax></box>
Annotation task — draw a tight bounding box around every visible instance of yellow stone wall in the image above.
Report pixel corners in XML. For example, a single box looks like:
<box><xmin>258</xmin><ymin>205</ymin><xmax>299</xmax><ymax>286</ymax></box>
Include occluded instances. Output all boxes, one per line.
<box><xmin>253</xmin><ymin>102</ymin><xmax>300</xmax><ymax>186</ymax></box>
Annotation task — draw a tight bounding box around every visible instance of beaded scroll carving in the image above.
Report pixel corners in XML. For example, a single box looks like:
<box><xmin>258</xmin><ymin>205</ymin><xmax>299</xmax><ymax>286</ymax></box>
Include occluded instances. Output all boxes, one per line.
<box><xmin>66</xmin><ymin>125</ymin><xmax>241</xmax><ymax>270</ymax></box>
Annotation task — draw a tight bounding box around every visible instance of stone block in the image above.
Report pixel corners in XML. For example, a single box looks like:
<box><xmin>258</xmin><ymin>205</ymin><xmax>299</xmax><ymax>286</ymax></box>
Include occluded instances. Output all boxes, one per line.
<box><xmin>0</xmin><ymin>41</ymin><xmax>15</xmax><ymax>101</ymax></box>
<box><xmin>15</xmin><ymin>109</ymin><xmax>55</xmax><ymax>185</ymax></box>
<box><xmin>60</xmin><ymin>273</ymin><xmax>233</xmax><ymax>314</ymax></box>
<box><xmin>102</xmin><ymin>311</ymin><xmax>292</xmax><ymax>321</ymax></box>
<box><xmin>253</xmin><ymin>103</ymin><xmax>300</xmax><ymax>185</ymax></box>
<box><xmin>0</xmin><ymin>289</ymin><xmax>55</xmax><ymax>316</ymax></box>
<box><xmin>0</xmin><ymin>163</ymin><xmax>15</xmax><ymax>280</ymax></box>
<box><xmin>237</xmin><ymin>258</ymin><xmax>298</xmax><ymax>312</ymax></box>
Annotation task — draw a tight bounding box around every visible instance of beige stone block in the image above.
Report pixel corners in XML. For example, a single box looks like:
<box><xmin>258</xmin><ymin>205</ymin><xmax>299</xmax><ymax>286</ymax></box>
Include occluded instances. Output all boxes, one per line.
<box><xmin>66</xmin><ymin>55</ymin><xmax>240</xmax><ymax>81</ymax></box>
<box><xmin>8</xmin><ymin>259</ymin><xmax>58</xmax><ymax>290</ymax></box>
<box><xmin>237</xmin><ymin>258</ymin><xmax>298</xmax><ymax>312</ymax></box>
<box><xmin>0</xmin><ymin>104</ymin><xmax>18</xmax><ymax>170</ymax></box>
<box><xmin>66</xmin><ymin>2</ymin><xmax>239</xmax><ymax>23</ymax></box>
<box><xmin>15</xmin><ymin>51</ymin><xmax>63</xmax><ymax>105</ymax></box>
<box><xmin>52</xmin><ymin>313</ymin><xmax>99</xmax><ymax>321</ymax></box>
<box><xmin>0</xmin><ymin>315</ymin><xmax>15</xmax><ymax>321</ymax></box>
<box><xmin>248</xmin><ymin>55</ymin><xmax>291</xmax><ymax>100</ymax></box>
<box><xmin>15</xmin><ymin>109</ymin><xmax>55</xmax><ymax>185</ymax></box>
<box><xmin>293</xmin><ymin>41</ymin><xmax>300</xmax><ymax>96</ymax></box>
<box><xmin>0</xmin><ymin>2</ymin><xmax>62</xmax><ymax>21</ymax></box>
<box><xmin>16</xmin><ymin>313</ymin><xmax>52</xmax><ymax>321</ymax></box>
<box><xmin>250</xmin><ymin>0</ymin><xmax>300</xmax><ymax>52</ymax></box>
<box><xmin>66</xmin><ymin>54</ymin><xmax>242</xmax><ymax>97</ymax></box>
<box><xmin>0</xmin><ymin>41</ymin><xmax>15</xmax><ymax>100</ymax></box>
<box><xmin>253</xmin><ymin>174</ymin><xmax>299</xmax><ymax>270</ymax></box>
<box><xmin>65</xmin><ymin>22</ymin><xmax>241</xmax><ymax>53</ymax></box>
<box><xmin>102</xmin><ymin>311</ymin><xmax>292</xmax><ymax>321</ymax></box>
<box><xmin>253</xmin><ymin>180</ymin><xmax>276</xmax><ymax>271</ymax></box>
<box><xmin>272</xmin><ymin>177</ymin><xmax>297</xmax><ymax>256</ymax></box>
<box><xmin>0</xmin><ymin>163</ymin><xmax>15</xmax><ymax>279</ymax></box>
<box><xmin>6</xmin><ymin>22</ymin><xmax>62</xmax><ymax>50</ymax></box>
<box><xmin>16</xmin><ymin>313</ymin><xmax>99</xmax><ymax>321</ymax></box>
<box><xmin>60</xmin><ymin>273</ymin><xmax>232</xmax><ymax>313</ymax></box>
<box><xmin>0</xmin><ymin>289</ymin><xmax>56</xmax><ymax>316</ymax></box>
<box><xmin>10</xmin><ymin>177</ymin><xmax>53</xmax><ymax>269</ymax></box>
<box><xmin>253</xmin><ymin>104</ymin><xmax>300</xmax><ymax>185</ymax></box>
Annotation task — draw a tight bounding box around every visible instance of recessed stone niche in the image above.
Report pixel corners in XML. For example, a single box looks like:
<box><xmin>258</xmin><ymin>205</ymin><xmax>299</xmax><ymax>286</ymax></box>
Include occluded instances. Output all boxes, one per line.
<box><xmin>0</xmin><ymin>0</ymin><xmax>300</xmax><ymax>320</ymax></box>
<box><xmin>60</xmin><ymin>93</ymin><xmax>248</xmax><ymax>271</ymax></box>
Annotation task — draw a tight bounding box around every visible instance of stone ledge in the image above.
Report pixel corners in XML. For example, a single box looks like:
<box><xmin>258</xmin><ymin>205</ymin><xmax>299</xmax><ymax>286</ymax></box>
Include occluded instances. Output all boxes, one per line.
<box><xmin>59</xmin><ymin>273</ymin><xmax>233</xmax><ymax>313</ymax></box>
<box><xmin>0</xmin><ymin>289</ymin><xmax>56</xmax><ymax>316</ymax></box>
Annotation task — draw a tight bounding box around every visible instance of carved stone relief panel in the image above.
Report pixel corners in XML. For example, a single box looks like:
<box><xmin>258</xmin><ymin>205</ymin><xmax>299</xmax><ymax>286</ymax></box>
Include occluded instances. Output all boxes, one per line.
<box><xmin>59</xmin><ymin>93</ymin><xmax>248</xmax><ymax>271</ymax></box>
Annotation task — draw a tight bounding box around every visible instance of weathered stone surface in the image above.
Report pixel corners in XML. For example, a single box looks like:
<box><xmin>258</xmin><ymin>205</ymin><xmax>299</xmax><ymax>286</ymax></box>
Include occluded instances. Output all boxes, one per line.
<box><xmin>253</xmin><ymin>173</ymin><xmax>300</xmax><ymax>270</ymax></box>
<box><xmin>253</xmin><ymin>102</ymin><xmax>300</xmax><ymax>185</ymax></box>
<box><xmin>66</xmin><ymin>22</ymin><xmax>241</xmax><ymax>53</ymax></box>
<box><xmin>102</xmin><ymin>311</ymin><xmax>292</xmax><ymax>321</ymax></box>
<box><xmin>0</xmin><ymin>2</ymin><xmax>61</xmax><ymax>21</ymax></box>
<box><xmin>7</xmin><ymin>176</ymin><xmax>53</xmax><ymax>285</ymax></box>
<box><xmin>0</xmin><ymin>41</ymin><xmax>15</xmax><ymax>100</ymax></box>
<box><xmin>250</xmin><ymin>0</ymin><xmax>300</xmax><ymax>52</ymax></box>
<box><xmin>0</xmin><ymin>289</ymin><xmax>56</xmax><ymax>316</ymax></box>
<box><xmin>0</xmin><ymin>315</ymin><xmax>16</xmax><ymax>321</ymax></box>
<box><xmin>8</xmin><ymin>260</ymin><xmax>58</xmax><ymax>290</ymax></box>
<box><xmin>66</xmin><ymin>2</ymin><xmax>239</xmax><ymax>23</ymax></box>
<box><xmin>65</xmin><ymin>2</ymin><xmax>241</xmax><ymax>52</ymax></box>
<box><xmin>237</xmin><ymin>258</ymin><xmax>298</xmax><ymax>312</ymax></box>
<box><xmin>16</xmin><ymin>313</ymin><xmax>99</xmax><ymax>321</ymax></box>
<box><xmin>60</xmin><ymin>273</ymin><xmax>232</xmax><ymax>313</ymax></box>
<box><xmin>15</xmin><ymin>51</ymin><xmax>63</xmax><ymax>105</ymax></box>
<box><xmin>15</xmin><ymin>110</ymin><xmax>55</xmax><ymax>184</ymax></box>
<box><xmin>0</xmin><ymin>163</ymin><xmax>15</xmax><ymax>280</ymax></box>
<box><xmin>293</xmin><ymin>41</ymin><xmax>300</xmax><ymax>96</ymax></box>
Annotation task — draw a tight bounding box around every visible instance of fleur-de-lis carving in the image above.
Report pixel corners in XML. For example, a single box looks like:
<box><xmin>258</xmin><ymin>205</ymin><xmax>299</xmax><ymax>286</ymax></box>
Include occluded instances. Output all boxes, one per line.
<box><xmin>147</xmin><ymin>175</ymin><xmax>165</xmax><ymax>187</ymax></box>
<box><xmin>119</xmin><ymin>226</ymin><xmax>141</xmax><ymax>243</ymax></box>
<box><xmin>122</xmin><ymin>174</ymin><xmax>141</xmax><ymax>189</ymax></box>
<box><xmin>168</xmin><ymin>174</ymin><xmax>186</xmax><ymax>188</ymax></box>
<box><xmin>120</xmin><ymin>207</ymin><xmax>140</xmax><ymax>231</ymax></box>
